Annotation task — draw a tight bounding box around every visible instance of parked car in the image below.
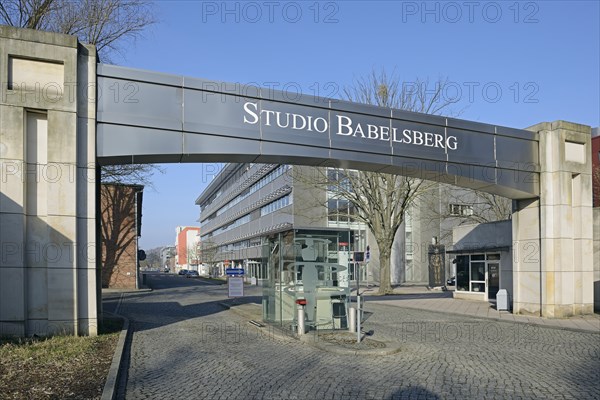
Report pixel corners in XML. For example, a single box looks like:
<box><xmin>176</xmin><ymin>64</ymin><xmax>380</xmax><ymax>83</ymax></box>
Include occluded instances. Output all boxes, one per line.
<box><xmin>186</xmin><ymin>270</ymin><xmax>199</xmax><ymax>278</ymax></box>
<box><xmin>178</xmin><ymin>269</ymin><xmax>189</xmax><ymax>276</ymax></box>
<box><xmin>447</xmin><ymin>276</ymin><xmax>456</xmax><ymax>286</ymax></box>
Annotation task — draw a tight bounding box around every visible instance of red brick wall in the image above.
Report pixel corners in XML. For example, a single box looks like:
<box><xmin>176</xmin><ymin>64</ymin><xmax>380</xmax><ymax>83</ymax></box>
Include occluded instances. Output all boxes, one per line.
<box><xmin>101</xmin><ymin>184</ymin><xmax>141</xmax><ymax>289</ymax></box>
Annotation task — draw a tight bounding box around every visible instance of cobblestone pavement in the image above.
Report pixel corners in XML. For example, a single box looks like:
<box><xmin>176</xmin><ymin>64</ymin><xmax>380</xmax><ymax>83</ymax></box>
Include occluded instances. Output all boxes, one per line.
<box><xmin>107</xmin><ymin>274</ymin><xmax>600</xmax><ymax>400</ymax></box>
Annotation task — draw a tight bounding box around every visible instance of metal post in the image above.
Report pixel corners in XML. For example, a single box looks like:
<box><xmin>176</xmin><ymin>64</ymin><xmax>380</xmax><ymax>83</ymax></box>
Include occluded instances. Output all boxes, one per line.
<box><xmin>357</xmin><ymin>294</ymin><xmax>361</xmax><ymax>343</ymax></box>
<box><xmin>356</xmin><ymin>262</ymin><xmax>361</xmax><ymax>343</ymax></box>
<box><xmin>297</xmin><ymin>306</ymin><xmax>305</xmax><ymax>335</ymax></box>
<box><xmin>348</xmin><ymin>305</ymin><xmax>356</xmax><ymax>333</ymax></box>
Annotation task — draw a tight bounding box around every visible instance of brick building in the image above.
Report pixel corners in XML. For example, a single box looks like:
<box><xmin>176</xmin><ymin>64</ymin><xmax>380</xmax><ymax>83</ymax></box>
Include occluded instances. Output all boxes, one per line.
<box><xmin>175</xmin><ymin>226</ymin><xmax>200</xmax><ymax>271</ymax></box>
<box><xmin>101</xmin><ymin>183</ymin><xmax>144</xmax><ymax>289</ymax></box>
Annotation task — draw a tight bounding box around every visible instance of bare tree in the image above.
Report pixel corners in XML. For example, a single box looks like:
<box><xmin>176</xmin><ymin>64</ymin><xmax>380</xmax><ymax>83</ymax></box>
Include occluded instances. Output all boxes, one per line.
<box><xmin>0</xmin><ymin>0</ymin><xmax>156</xmax><ymax>61</ymax></box>
<box><xmin>295</xmin><ymin>69</ymin><xmax>460</xmax><ymax>294</ymax></box>
<box><xmin>426</xmin><ymin>182</ymin><xmax>511</xmax><ymax>224</ymax></box>
<box><xmin>101</xmin><ymin>163</ymin><xmax>164</xmax><ymax>186</ymax></box>
<box><xmin>100</xmin><ymin>183</ymin><xmax>142</xmax><ymax>287</ymax></box>
<box><xmin>199</xmin><ymin>239</ymin><xmax>219</xmax><ymax>276</ymax></box>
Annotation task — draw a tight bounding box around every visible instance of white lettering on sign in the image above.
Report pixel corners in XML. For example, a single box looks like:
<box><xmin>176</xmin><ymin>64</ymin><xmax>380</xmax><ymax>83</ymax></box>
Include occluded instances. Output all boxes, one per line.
<box><xmin>242</xmin><ymin>101</ymin><xmax>458</xmax><ymax>150</ymax></box>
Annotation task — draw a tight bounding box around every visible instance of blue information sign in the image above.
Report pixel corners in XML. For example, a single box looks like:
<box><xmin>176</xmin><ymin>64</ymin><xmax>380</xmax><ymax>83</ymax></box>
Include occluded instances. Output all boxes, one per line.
<box><xmin>226</xmin><ymin>268</ymin><xmax>245</xmax><ymax>276</ymax></box>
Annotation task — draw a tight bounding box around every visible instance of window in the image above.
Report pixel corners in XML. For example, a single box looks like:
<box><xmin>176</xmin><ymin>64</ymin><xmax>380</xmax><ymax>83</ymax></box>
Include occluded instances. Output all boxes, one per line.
<box><xmin>455</xmin><ymin>254</ymin><xmax>500</xmax><ymax>293</ymax></box>
<box><xmin>209</xmin><ymin>165</ymin><xmax>290</xmax><ymax>217</ymax></box>
<box><xmin>260</xmin><ymin>194</ymin><xmax>292</xmax><ymax>216</ymax></box>
<box><xmin>327</xmin><ymin>197</ymin><xmax>357</xmax><ymax>223</ymax></box>
<box><xmin>212</xmin><ymin>213</ymin><xmax>252</xmax><ymax>235</ymax></box>
<box><xmin>449</xmin><ymin>204</ymin><xmax>473</xmax><ymax>216</ymax></box>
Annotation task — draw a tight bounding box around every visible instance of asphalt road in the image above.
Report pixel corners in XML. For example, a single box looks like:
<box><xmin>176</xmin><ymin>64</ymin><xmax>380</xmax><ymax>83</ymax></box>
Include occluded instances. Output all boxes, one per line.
<box><xmin>104</xmin><ymin>273</ymin><xmax>600</xmax><ymax>400</ymax></box>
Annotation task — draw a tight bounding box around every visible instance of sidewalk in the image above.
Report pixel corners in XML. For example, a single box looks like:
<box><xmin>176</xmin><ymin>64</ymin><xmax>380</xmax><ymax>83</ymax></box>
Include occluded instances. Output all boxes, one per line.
<box><xmin>361</xmin><ymin>285</ymin><xmax>600</xmax><ymax>333</ymax></box>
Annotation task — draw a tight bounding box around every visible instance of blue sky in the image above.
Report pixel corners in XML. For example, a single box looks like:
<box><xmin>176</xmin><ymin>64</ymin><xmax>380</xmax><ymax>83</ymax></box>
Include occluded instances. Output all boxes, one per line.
<box><xmin>125</xmin><ymin>1</ymin><xmax>600</xmax><ymax>250</ymax></box>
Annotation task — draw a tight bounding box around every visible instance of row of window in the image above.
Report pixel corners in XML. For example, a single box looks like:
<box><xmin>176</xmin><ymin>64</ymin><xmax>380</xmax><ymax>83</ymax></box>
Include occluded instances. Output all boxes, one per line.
<box><xmin>205</xmin><ymin>165</ymin><xmax>290</xmax><ymax>223</ymax></box>
<box><xmin>218</xmin><ymin>237</ymin><xmax>264</xmax><ymax>253</ymax></box>
<box><xmin>449</xmin><ymin>203</ymin><xmax>473</xmax><ymax>216</ymax></box>
<box><xmin>210</xmin><ymin>214</ymin><xmax>252</xmax><ymax>237</ymax></box>
<box><xmin>261</xmin><ymin>194</ymin><xmax>292</xmax><ymax>216</ymax></box>
<box><xmin>202</xmin><ymin>193</ymin><xmax>292</xmax><ymax>241</ymax></box>
<box><xmin>201</xmin><ymin>164</ymin><xmax>247</xmax><ymax>212</ymax></box>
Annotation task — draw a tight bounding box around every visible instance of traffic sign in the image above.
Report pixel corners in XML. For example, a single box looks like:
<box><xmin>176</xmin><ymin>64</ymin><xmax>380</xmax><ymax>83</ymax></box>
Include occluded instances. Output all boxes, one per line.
<box><xmin>226</xmin><ymin>268</ymin><xmax>245</xmax><ymax>276</ymax></box>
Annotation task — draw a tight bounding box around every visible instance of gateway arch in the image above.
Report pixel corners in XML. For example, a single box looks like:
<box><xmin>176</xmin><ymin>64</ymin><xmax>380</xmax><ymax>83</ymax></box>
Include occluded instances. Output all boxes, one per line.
<box><xmin>96</xmin><ymin>64</ymin><xmax>539</xmax><ymax>200</ymax></box>
<box><xmin>0</xmin><ymin>27</ymin><xmax>595</xmax><ymax>336</ymax></box>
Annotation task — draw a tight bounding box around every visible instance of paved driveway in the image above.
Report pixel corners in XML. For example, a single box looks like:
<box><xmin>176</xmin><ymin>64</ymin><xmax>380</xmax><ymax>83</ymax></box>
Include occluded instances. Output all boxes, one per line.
<box><xmin>105</xmin><ymin>274</ymin><xmax>600</xmax><ymax>399</ymax></box>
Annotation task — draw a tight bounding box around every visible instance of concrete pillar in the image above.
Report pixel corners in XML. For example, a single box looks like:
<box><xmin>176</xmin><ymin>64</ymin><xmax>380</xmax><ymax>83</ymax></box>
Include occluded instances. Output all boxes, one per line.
<box><xmin>593</xmin><ymin>208</ymin><xmax>600</xmax><ymax>312</ymax></box>
<box><xmin>0</xmin><ymin>26</ymin><xmax>97</xmax><ymax>336</ymax></box>
<box><xmin>513</xmin><ymin>121</ymin><xmax>594</xmax><ymax>317</ymax></box>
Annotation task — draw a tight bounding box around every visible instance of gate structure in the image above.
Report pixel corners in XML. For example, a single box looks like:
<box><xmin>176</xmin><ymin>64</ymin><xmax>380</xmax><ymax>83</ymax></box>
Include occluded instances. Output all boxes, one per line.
<box><xmin>0</xmin><ymin>27</ymin><xmax>594</xmax><ymax>336</ymax></box>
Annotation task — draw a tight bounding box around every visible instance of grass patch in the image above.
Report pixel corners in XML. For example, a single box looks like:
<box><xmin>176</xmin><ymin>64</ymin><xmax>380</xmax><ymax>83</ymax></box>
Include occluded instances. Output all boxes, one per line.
<box><xmin>0</xmin><ymin>317</ymin><xmax>122</xmax><ymax>400</ymax></box>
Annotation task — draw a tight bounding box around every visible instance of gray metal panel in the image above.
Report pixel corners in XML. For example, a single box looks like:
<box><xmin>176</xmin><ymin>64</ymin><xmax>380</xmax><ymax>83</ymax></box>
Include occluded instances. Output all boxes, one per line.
<box><xmin>184</xmin><ymin>76</ymin><xmax>261</xmax><ymax>99</ymax></box>
<box><xmin>97</xmin><ymin>77</ymin><xmax>183</xmax><ymax>131</ymax></box>
<box><xmin>446</xmin><ymin>117</ymin><xmax>496</xmax><ymax>135</ymax></box>
<box><xmin>97</xmin><ymin>123</ymin><xmax>183</xmax><ymax>162</ymax></box>
<box><xmin>496</xmin><ymin>166</ymin><xmax>539</xmax><ymax>196</ymax></box>
<box><xmin>446</xmin><ymin>128</ymin><xmax>495</xmax><ymax>166</ymax></box>
<box><xmin>259</xmin><ymin>100</ymin><xmax>331</xmax><ymax>148</ymax></box>
<box><xmin>255</xmin><ymin>141</ymin><xmax>331</xmax><ymax>166</ymax></box>
<box><xmin>496</xmin><ymin>124</ymin><xmax>538</xmax><ymax>141</ymax></box>
<box><xmin>328</xmin><ymin>149</ymin><xmax>391</xmax><ymax>173</ymax></box>
<box><xmin>390</xmin><ymin>120</ymin><xmax>448</xmax><ymax>162</ymax></box>
<box><xmin>97</xmin><ymin>64</ymin><xmax>184</xmax><ymax>87</ymax></box>
<box><xmin>391</xmin><ymin>108</ymin><xmax>446</xmax><ymax>127</ymax></box>
<box><xmin>496</xmin><ymin>135</ymin><xmax>540</xmax><ymax>171</ymax></box>
<box><xmin>330</xmin><ymin>111</ymin><xmax>392</xmax><ymax>155</ymax></box>
<box><xmin>453</xmin><ymin>163</ymin><xmax>498</xmax><ymax>188</ymax></box>
<box><xmin>183</xmin><ymin>89</ymin><xmax>260</xmax><ymax>139</ymax></box>
<box><xmin>384</xmin><ymin>156</ymin><xmax>452</xmax><ymax>183</ymax></box>
<box><xmin>182</xmin><ymin>132</ymin><xmax>261</xmax><ymax>158</ymax></box>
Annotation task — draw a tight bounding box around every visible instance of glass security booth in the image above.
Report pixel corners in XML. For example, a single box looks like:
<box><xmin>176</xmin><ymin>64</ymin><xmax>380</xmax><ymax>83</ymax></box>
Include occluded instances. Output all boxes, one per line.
<box><xmin>262</xmin><ymin>229</ymin><xmax>353</xmax><ymax>331</ymax></box>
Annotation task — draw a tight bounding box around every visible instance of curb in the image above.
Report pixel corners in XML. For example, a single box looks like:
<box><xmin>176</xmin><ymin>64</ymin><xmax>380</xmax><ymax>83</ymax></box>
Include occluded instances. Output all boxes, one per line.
<box><xmin>217</xmin><ymin>302</ymin><xmax>298</xmax><ymax>343</ymax></box>
<box><xmin>300</xmin><ymin>334</ymin><xmax>402</xmax><ymax>356</ymax></box>
<box><xmin>101</xmin><ymin>312</ymin><xmax>130</xmax><ymax>400</ymax></box>
<box><xmin>218</xmin><ymin>301</ymin><xmax>403</xmax><ymax>355</ymax></box>
<box><xmin>370</xmin><ymin>301</ymin><xmax>600</xmax><ymax>335</ymax></box>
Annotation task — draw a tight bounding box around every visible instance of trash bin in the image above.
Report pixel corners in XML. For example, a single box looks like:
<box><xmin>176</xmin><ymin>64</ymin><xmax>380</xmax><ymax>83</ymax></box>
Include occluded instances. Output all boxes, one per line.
<box><xmin>497</xmin><ymin>289</ymin><xmax>510</xmax><ymax>311</ymax></box>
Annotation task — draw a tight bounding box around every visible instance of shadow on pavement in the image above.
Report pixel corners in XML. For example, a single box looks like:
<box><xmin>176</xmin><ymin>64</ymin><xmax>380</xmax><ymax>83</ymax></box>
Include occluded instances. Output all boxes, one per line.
<box><xmin>103</xmin><ymin>273</ymin><xmax>262</xmax><ymax>334</ymax></box>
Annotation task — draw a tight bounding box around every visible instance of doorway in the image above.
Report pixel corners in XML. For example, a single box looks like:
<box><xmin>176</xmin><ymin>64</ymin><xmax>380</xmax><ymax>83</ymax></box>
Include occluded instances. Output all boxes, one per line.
<box><xmin>455</xmin><ymin>253</ymin><xmax>501</xmax><ymax>301</ymax></box>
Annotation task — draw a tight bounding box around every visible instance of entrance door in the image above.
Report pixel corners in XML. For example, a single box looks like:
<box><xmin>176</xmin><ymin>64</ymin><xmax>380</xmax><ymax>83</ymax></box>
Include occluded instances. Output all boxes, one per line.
<box><xmin>487</xmin><ymin>262</ymin><xmax>500</xmax><ymax>299</ymax></box>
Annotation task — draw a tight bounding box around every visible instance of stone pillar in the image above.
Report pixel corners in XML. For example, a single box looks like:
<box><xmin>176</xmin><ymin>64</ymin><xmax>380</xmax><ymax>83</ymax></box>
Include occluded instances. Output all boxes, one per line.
<box><xmin>513</xmin><ymin>121</ymin><xmax>594</xmax><ymax>317</ymax></box>
<box><xmin>594</xmin><ymin>208</ymin><xmax>600</xmax><ymax>312</ymax></box>
<box><xmin>0</xmin><ymin>27</ymin><xmax>97</xmax><ymax>336</ymax></box>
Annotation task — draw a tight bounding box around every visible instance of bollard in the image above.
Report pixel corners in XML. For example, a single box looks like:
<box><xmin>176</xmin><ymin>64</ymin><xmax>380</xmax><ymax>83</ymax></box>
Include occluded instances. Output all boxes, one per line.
<box><xmin>295</xmin><ymin>298</ymin><xmax>307</xmax><ymax>335</ymax></box>
<box><xmin>357</xmin><ymin>295</ymin><xmax>362</xmax><ymax>343</ymax></box>
<box><xmin>297</xmin><ymin>307</ymin><xmax>305</xmax><ymax>335</ymax></box>
<box><xmin>348</xmin><ymin>306</ymin><xmax>356</xmax><ymax>333</ymax></box>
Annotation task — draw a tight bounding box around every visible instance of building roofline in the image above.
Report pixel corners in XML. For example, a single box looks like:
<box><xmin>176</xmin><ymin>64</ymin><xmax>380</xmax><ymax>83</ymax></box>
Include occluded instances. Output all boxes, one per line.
<box><xmin>195</xmin><ymin>163</ymin><xmax>244</xmax><ymax>205</ymax></box>
<box><xmin>447</xmin><ymin>246</ymin><xmax>510</xmax><ymax>254</ymax></box>
<box><xmin>101</xmin><ymin>182</ymin><xmax>144</xmax><ymax>190</ymax></box>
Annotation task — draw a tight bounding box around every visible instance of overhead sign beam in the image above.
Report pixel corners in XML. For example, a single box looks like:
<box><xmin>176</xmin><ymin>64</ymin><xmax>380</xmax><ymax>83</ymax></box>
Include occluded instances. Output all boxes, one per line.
<box><xmin>96</xmin><ymin>64</ymin><xmax>539</xmax><ymax>199</ymax></box>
